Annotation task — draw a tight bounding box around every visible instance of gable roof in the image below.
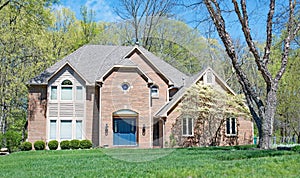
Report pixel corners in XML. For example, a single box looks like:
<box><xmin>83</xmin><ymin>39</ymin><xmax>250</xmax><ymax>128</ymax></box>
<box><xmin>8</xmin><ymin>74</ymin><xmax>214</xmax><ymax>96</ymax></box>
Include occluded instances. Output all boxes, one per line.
<box><xmin>155</xmin><ymin>67</ymin><xmax>235</xmax><ymax>117</ymax></box>
<box><xmin>29</xmin><ymin>45</ymin><xmax>188</xmax><ymax>87</ymax></box>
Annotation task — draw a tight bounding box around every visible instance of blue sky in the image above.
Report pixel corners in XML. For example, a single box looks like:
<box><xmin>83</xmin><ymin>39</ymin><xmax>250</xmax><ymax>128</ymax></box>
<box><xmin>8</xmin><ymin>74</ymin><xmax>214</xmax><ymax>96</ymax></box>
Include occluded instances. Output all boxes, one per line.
<box><xmin>59</xmin><ymin>0</ymin><xmax>119</xmax><ymax>22</ymax></box>
<box><xmin>58</xmin><ymin>0</ymin><xmax>268</xmax><ymax>41</ymax></box>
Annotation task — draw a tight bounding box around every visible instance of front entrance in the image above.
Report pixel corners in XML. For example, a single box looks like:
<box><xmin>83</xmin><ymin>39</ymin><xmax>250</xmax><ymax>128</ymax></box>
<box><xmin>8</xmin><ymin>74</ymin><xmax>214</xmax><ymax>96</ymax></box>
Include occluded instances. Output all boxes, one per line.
<box><xmin>113</xmin><ymin>118</ymin><xmax>137</xmax><ymax>146</ymax></box>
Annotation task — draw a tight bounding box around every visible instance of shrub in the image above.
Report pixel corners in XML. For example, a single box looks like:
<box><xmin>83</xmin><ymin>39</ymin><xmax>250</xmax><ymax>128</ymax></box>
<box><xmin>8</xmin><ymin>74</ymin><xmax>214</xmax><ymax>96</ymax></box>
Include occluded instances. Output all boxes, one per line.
<box><xmin>70</xmin><ymin>140</ymin><xmax>80</xmax><ymax>149</ymax></box>
<box><xmin>292</xmin><ymin>145</ymin><xmax>300</xmax><ymax>152</ymax></box>
<box><xmin>80</xmin><ymin>140</ymin><xmax>93</xmax><ymax>149</ymax></box>
<box><xmin>4</xmin><ymin>131</ymin><xmax>22</xmax><ymax>152</ymax></box>
<box><xmin>48</xmin><ymin>140</ymin><xmax>59</xmax><ymax>150</ymax></box>
<box><xmin>20</xmin><ymin>142</ymin><xmax>32</xmax><ymax>151</ymax></box>
<box><xmin>60</xmin><ymin>140</ymin><xmax>70</xmax><ymax>150</ymax></box>
<box><xmin>34</xmin><ymin>140</ymin><xmax>45</xmax><ymax>150</ymax></box>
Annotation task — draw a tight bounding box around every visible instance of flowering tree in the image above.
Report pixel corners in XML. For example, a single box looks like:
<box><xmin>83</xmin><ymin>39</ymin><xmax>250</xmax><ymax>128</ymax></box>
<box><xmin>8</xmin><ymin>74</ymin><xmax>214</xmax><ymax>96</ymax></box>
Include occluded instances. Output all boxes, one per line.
<box><xmin>177</xmin><ymin>84</ymin><xmax>250</xmax><ymax>146</ymax></box>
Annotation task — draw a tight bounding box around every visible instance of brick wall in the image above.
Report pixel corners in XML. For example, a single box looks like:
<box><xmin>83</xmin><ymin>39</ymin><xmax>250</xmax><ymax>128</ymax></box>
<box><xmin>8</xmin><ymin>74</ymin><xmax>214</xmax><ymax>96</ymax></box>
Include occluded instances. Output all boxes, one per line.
<box><xmin>86</xmin><ymin>86</ymin><xmax>99</xmax><ymax>146</ymax></box>
<box><xmin>165</xmin><ymin>107</ymin><xmax>253</xmax><ymax>147</ymax></box>
<box><xmin>98</xmin><ymin>53</ymin><xmax>170</xmax><ymax>148</ymax></box>
<box><xmin>27</xmin><ymin>85</ymin><xmax>47</xmax><ymax>143</ymax></box>
<box><xmin>100</xmin><ymin>69</ymin><xmax>151</xmax><ymax>148</ymax></box>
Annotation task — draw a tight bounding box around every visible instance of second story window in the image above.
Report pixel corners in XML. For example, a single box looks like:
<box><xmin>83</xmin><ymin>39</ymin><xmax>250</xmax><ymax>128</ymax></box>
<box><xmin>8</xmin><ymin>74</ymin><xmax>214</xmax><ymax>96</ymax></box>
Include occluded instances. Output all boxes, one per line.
<box><xmin>151</xmin><ymin>85</ymin><xmax>159</xmax><ymax>98</ymax></box>
<box><xmin>61</xmin><ymin>80</ymin><xmax>73</xmax><ymax>100</ymax></box>
<box><xmin>51</xmin><ymin>86</ymin><xmax>57</xmax><ymax>100</ymax></box>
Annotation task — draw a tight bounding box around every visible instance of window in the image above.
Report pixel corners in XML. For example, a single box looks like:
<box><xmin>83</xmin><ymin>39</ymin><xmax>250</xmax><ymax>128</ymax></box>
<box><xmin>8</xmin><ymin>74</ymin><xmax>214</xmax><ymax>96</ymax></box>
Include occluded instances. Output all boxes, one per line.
<box><xmin>61</xmin><ymin>80</ymin><xmax>73</xmax><ymax>100</ymax></box>
<box><xmin>60</xmin><ymin>120</ymin><xmax>72</xmax><ymax>139</ymax></box>
<box><xmin>151</xmin><ymin>85</ymin><xmax>159</xmax><ymax>98</ymax></box>
<box><xmin>50</xmin><ymin>120</ymin><xmax>57</xmax><ymax>139</ymax></box>
<box><xmin>76</xmin><ymin>86</ymin><xmax>83</xmax><ymax>100</ymax></box>
<box><xmin>121</xmin><ymin>83</ymin><xmax>130</xmax><ymax>91</ymax></box>
<box><xmin>76</xmin><ymin>120</ymin><xmax>82</xmax><ymax>139</ymax></box>
<box><xmin>226</xmin><ymin>118</ymin><xmax>236</xmax><ymax>135</ymax></box>
<box><xmin>62</xmin><ymin>80</ymin><xmax>73</xmax><ymax>85</ymax></box>
<box><xmin>51</xmin><ymin>86</ymin><xmax>57</xmax><ymax>100</ymax></box>
<box><xmin>182</xmin><ymin>117</ymin><xmax>193</xmax><ymax>136</ymax></box>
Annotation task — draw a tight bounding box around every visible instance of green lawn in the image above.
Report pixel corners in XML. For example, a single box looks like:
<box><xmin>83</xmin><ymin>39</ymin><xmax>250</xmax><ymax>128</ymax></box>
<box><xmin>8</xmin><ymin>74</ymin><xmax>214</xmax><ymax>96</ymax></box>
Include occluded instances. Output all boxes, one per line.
<box><xmin>0</xmin><ymin>146</ymin><xmax>299</xmax><ymax>177</ymax></box>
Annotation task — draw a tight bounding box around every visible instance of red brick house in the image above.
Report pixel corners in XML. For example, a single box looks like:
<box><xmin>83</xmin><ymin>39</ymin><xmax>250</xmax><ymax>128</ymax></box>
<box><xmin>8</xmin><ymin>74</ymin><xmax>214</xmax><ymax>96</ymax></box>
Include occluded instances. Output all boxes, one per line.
<box><xmin>27</xmin><ymin>45</ymin><xmax>253</xmax><ymax>148</ymax></box>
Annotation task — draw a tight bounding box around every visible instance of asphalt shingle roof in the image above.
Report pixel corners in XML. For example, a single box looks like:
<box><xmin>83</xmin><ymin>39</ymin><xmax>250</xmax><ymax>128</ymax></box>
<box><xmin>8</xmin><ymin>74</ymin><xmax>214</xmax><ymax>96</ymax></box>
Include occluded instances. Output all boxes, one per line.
<box><xmin>29</xmin><ymin>45</ymin><xmax>188</xmax><ymax>87</ymax></box>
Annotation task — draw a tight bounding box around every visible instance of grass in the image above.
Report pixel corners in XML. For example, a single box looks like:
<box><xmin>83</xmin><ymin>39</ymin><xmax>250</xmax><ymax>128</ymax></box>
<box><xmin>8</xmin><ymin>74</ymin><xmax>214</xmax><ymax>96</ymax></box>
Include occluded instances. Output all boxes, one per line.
<box><xmin>0</xmin><ymin>145</ymin><xmax>299</xmax><ymax>177</ymax></box>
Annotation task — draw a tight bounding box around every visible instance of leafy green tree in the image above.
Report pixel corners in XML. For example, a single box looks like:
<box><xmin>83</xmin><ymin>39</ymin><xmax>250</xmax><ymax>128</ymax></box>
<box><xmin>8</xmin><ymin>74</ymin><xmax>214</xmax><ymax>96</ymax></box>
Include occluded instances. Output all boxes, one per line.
<box><xmin>273</xmin><ymin>41</ymin><xmax>300</xmax><ymax>143</ymax></box>
<box><xmin>0</xmin><ymin>0</ymin><xmax>56</xmax><ymax>147</ymax></box>
<box><xmin>79</xmin><ymin>5</ymin><xmax>98</xmax><ymax>45</ymax></box>
<box><xmin>48</xmin><ymin>7</ymin><xmax>82</xmax><ymax>60</ymax></box>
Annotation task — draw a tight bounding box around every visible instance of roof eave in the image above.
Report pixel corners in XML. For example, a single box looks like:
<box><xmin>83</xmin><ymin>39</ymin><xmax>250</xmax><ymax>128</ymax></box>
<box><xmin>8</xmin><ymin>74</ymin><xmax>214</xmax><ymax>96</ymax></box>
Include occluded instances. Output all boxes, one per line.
<box><xmin>46</xmin><ymin>61</ymin><xmax>91</xmax><ymax>85</ymax></box>
<box><xmin>124</xmin><ymin>46</ymin><xmax>175</xmax><ymax>87</ymax></box>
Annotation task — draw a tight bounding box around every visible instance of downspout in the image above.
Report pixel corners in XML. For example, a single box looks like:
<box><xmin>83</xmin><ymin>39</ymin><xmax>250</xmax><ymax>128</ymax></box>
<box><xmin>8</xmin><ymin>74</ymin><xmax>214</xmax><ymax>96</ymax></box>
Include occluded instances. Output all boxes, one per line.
<box><xmin>97</xmin><ymin>82</ymin><xmax>102</xmax><ymax>146</ymax></box>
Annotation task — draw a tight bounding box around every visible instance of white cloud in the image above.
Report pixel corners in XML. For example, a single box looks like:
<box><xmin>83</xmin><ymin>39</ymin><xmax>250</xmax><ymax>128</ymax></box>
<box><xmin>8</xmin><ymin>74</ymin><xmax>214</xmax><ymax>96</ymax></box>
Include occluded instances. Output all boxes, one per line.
<box><xmin>85</xmin><ymin>0</ymin><xmax>120</xmax><ymax>22</ymax></box>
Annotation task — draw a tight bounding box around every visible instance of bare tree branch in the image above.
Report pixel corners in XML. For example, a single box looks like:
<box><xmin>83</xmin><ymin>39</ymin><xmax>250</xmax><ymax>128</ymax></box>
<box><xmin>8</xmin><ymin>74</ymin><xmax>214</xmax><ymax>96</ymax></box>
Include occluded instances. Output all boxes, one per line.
<box><xmin>0</xmin><ymin>0</ymin><xmax>9</xmax><ymax>11</ymax></box>
<box><xmin>274</xmin><ymin>0</ymin><xmax>300</xmax><ymax>85</ymax></box>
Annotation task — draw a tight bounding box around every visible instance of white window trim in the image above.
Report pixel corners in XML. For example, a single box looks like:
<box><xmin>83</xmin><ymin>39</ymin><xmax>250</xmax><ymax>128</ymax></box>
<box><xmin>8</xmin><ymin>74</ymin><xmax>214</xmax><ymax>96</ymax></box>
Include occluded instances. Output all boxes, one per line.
<box><xmin>47</xmin><ymin>77</ymin><xmax>86</xmax><ymax>142</ymax></box>
<box><xmin>182</xmin><ymin>117</ymin><xmax>194</xmax><ymax>137</ymax></box>
<box><xmin>49</xmin><ymin>119</ymin><xmax>84</xmax><ymax>141</ymax></box>
<box><xmin>226</xmin><ymin>117</ymin><xmax>237</xmax><ymax>136</ymax></box>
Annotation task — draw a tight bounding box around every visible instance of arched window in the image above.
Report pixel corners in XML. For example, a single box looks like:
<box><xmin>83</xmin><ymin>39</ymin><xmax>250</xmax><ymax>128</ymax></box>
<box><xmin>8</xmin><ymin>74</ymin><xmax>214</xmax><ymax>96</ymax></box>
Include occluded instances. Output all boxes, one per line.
<box><xmin>151</xmin><ymin>85</ymin><xmax>159</xmax><ymax>98</ymax></box>
<box><xmin>61</xmin><ymin>80</ymin><xmax>73</xmax><ymax>100</ymax></box>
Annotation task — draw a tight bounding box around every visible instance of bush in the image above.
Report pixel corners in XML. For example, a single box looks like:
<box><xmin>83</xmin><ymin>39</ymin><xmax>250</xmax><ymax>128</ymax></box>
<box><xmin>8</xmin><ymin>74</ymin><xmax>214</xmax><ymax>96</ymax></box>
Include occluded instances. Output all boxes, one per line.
<box><xmin>80</xmin><ymin>140</ymin><xmax>93</xmax><ymax>149</ymax></box>
<box><xmin>0</xmin><ymin>133</ymin><xmax>3</xmax><ymax>148</ymax></box>
<box><xmin>60</xmin><ymin>140</ymin><xmax>70</xmax><ymax>150</ymax></box>
<box><xmin>48</xmin><ymin>140</ymin><xmax>59</xmax><ymax>150</ymax></box>
<box><xmin>4</xmin><ymin>131</ymin><xmax>22</xmax><ymax>152</ymax></box>
<box><xmin>292</xmin><ymin>145</ymin><xmax>300</xmax><ymax>152</ymax></box>
<box><xmin>34</xmin><ymin>140</ymin><xmax>45</xmax><ymax>150</ymax></box>
<box><xmin>70</xmin><ymin>140</ymin><xmax>80</xmax><ymax>149</ymax></box>
<box><xmin>20</xmin><ymin>142</ymin><xmax>32</xmax><ymax>151</ymax></box>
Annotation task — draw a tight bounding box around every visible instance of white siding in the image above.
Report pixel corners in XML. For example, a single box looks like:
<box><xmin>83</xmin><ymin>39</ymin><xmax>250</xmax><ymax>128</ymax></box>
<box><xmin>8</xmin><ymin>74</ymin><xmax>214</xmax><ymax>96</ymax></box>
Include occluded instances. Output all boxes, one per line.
<box><xmin>47</xmin><ymin>65</ymin><xmax>86</xmax><ymax>142</ymax></box>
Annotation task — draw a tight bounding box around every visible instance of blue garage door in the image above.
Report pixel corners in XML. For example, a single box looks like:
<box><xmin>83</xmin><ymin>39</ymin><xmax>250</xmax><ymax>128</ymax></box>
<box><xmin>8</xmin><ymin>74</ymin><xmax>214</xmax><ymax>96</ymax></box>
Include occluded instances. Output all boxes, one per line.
<box><xmin>113</xmin><ymin>118</ymin><xmax>136</xmax><ymax>146</ymax></box>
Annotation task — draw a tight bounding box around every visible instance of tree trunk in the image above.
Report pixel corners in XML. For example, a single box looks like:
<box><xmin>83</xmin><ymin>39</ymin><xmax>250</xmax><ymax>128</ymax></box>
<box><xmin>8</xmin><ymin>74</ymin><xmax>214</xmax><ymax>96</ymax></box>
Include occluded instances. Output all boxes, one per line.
<box><xmin>259</xmin><ymin>88</ymin><xmax>277</xmax><ymax>149</ymax></box>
